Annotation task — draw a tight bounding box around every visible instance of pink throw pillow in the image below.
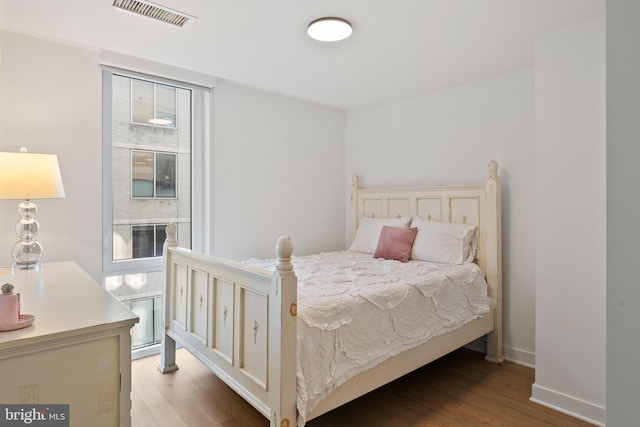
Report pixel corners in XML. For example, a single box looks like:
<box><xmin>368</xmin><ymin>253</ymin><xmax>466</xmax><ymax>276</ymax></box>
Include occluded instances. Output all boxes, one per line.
<box><xmin>373</xmin><ymin>226</ymin><xmax>418</xmax><ymax>262</ymax></box>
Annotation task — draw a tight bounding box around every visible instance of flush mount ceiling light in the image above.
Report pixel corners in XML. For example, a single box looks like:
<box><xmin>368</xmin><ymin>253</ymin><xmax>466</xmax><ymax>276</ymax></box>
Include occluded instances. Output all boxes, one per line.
<box><xmin>307</xmin><ymin>17</ymin><xmax>352</xmax><ymax>42</ymax></box>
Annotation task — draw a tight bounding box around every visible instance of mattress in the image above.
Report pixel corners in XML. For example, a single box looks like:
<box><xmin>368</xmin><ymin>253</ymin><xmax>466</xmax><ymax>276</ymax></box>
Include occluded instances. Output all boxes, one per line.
<box><xmin>244</xmin><ymin>250</ymin><xmax>495</xmax><ymax>421</ymax></box>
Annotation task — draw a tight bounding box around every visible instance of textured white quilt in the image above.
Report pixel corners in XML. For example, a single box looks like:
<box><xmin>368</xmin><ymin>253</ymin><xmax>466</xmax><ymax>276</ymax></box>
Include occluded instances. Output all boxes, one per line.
<box><xmin>245</xmin><ymin>251</ymin><xmax>495</xmax><ymax>422</ymax></box>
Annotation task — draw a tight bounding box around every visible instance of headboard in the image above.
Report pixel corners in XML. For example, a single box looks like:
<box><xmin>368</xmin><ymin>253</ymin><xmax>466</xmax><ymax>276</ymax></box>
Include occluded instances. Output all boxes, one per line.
<box><xmin>350</xmin><ymin>160</ymin><xmax>502</xmax><ymax>351</ymax></box>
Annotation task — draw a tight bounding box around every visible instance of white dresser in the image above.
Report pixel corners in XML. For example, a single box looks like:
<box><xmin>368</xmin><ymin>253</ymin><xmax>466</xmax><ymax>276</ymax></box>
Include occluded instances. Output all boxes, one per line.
<box><xmin>0</xmin><ymin>262</ymin><xmax>139</xmax><ymax>427</ymax></box>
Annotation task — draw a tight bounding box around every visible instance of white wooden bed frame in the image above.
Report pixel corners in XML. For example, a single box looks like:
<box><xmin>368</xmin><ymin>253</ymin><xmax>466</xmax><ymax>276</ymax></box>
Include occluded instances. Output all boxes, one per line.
<box><xmin>159</xmin><ymin>160</ymin><xmax>503</xmax><ymax>427</ymax></box>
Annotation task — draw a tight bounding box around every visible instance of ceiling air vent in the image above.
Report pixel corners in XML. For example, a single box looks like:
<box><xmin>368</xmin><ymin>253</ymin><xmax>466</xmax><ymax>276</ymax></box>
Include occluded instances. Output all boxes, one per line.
<box><xmin>113</xmin><ymin>0</ymin><xmax>195</xmax><ymax>28</ymax></box>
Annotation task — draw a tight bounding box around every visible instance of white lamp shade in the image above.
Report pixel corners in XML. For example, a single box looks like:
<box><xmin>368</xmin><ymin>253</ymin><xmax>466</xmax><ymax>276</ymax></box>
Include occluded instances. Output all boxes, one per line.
<box><xmin>0</xmin><ymin>152</ymin><xmax>66</xmax><ymax>200</ymax></box>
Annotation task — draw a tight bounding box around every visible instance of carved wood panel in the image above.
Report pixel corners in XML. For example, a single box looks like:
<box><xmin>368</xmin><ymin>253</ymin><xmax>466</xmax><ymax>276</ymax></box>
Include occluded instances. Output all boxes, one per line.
<box><xmin>415</xmin><ymin>197</ymin><xmax>442</xmax><ymax>221</ymax></box>
<box><xmin>213</xmin><ymin>277</ymin><xmax>234</xmax><ymax>365</ymax></box>
<box><xmin>361</xmin><ymin>198</ymin><xmax>383</xmax><ymax>219</ymax></box>
<box><xmin>190</xmin><ymin>268</ymin><xmax>209</xmax><ymax>345</ymax></box>
<box><xmin>240</xmin><ymin>288</ymin><xmax>268</xmax><ymax>390</ymax></box>
<box><xmin>388</xmin><ymin>197</ymin><xmax>410</xmax><ymax>219</ymax></box>
<box><xmin>449</xmin><ymin>196</ymin><xmax>480</xmax><ymax>225</ymax></box>
<box><xmin>172</xmin><ymin>263</ymin><xmax>188</xmax><ymax>330</ymax></box>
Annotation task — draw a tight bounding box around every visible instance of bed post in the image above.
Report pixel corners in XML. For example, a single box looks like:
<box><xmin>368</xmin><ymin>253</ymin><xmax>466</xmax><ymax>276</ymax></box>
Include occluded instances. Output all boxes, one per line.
<box><xmin>351</xmin><ymin>173</ymin><xmax>360</xmax><ymax>242</ymax></box>
<box><xmin>158</xmin><ymin>222</ymin><xmax>179</xmax><ymax>373</ymax></box>
<box><xmin>270</xmin><ymin>236</ymin><xmax>298</xmax><ymax>427</ymax></box>
<box><xmin>484</xmin><ymin>161</ymin><xmax>504</xmax><ymax>364</ymax></box>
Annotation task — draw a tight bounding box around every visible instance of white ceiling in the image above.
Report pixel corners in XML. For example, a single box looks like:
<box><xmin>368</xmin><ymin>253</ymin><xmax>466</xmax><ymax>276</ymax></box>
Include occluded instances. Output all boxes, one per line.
<box><xmin>0</xmin><ymin>0</ymin><xmax>604</xmax><ymax>110</ymax></box>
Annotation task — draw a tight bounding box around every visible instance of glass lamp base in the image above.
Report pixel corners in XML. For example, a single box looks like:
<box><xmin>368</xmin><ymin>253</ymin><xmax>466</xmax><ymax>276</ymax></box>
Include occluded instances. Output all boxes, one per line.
<box><xmin>11</xmin><ymin>240</ymin><xmax>43</xmax><ymax>268</ymax></box>
<box><xmin>11</xmin><ymin>200</ymin><xmax>44</xmax><ymax>269</ymax></box>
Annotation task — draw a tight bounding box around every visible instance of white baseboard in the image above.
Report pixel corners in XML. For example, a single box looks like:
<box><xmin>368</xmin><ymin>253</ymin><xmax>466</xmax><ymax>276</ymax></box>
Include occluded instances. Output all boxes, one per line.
<box><xmin>531</xmin><ymin>383</ymin><xmax>605</xmax><ymax>426</ymax></box>
<box><xmin>503</xmin><ymin>344</ymin><xmax>535</xmax><ymax>368</ymax></box>
<box><xmin>465</xmin><ymin>340</ymin><xmax>535</xmax><ymax>368</ymax></box>
<box><xmin>463</xmin><ymin>344</ymin><xmax>603</xmax><ymax>426</ymax></box>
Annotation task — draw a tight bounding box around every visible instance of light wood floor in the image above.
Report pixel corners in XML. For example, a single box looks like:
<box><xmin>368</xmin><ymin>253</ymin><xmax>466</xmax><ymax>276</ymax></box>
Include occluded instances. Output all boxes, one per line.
<box><xmin>131</xmin><ymin>348</ymin><xmax>593</xmax><ymax>427</ymax></box>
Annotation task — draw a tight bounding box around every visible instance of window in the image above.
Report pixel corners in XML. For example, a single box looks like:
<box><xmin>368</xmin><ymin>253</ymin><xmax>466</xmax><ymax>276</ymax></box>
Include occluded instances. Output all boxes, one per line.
<box><xmin>101</xmin><ymin>52</ymin><xmax>214</xmax><ymax>355</ymax></box>
<box><xmin>131</xmin><ymin>151</ymin><xmax>176</xmax><ymax>198</ymax></box>
<box><xmin>131</xmin><ymin>224</ymin><xmax>166</xmax><ymax>259</ymax></box>
<box><xmin>125</xmin><ymin>295</ymin><xmax>163</xmax><ymax>349</ymax></box>
<box><xmin>131</xmin><ymin>80</ymin><xmax>177</xmax><ymax>128</ymax></box>
<box><xmin>107</xmin><ymin>73</ymin><xmax>191</xmax><ymax>264</ymax></box>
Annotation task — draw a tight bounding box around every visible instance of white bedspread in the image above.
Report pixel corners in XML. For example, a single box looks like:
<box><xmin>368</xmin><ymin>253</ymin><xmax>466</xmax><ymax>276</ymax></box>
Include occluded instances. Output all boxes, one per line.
<box><xmin>244</xmin><ymin>251</ymin><xmax>495</xmax><ymax>422</ymax></box>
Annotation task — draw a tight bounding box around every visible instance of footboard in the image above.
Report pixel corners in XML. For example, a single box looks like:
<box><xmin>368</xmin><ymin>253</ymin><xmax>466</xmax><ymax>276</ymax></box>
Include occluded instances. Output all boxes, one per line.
<box><xmin>158</xmin><ymin>224</ymin><xmax>297</xmax><ymax>427</ymax></box>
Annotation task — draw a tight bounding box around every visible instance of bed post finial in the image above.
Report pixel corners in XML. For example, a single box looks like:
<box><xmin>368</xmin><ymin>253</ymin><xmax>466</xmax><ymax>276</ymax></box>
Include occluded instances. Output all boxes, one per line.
<box><xmin>351</xmin><ymin>173</ymin><xmax>360</xmax><ymax>203</ymax></box>
<box><xmin>488</xmin><ymin>160</ymin><xmax>499</xmax><ymax>180</ymax></box>
<box><xmin>276</xmin><ymin>236</ymin><xmax>293</xmax><ymax>271</ymax></box>
<box><xmin>164</xmin><ymin>222</ymin><xmax>178</xmax><ymax>253</ymax></box>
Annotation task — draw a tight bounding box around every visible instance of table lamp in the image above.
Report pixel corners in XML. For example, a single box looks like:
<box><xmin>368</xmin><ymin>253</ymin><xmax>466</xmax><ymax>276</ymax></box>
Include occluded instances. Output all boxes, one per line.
<box><xmin>0</xmin><ymin>148</ymin><xmax>65</xmax><ymax>268</ymax></box>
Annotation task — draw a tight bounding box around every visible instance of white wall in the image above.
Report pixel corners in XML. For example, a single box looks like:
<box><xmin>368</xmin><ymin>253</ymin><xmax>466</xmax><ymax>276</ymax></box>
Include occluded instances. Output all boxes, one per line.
<box><xmin>532</xmin><ymin>18</ymin><xmax>605</xmax><ymax>426</ymax></box>
<box><xmin>212</xmin><ymin>80</ymin><xmax>346</xmax><ymax>260</ymax></box>
<box><xmin>606</xmin><ymin>1</ymin><xmax>640</xmax><ymax>425</ymax></box>
<box><xmin>0</xmin><ymin>30</ymin><xmax>347</xmax><ymax>281</ymax></box>
<box><xmin>0</xmin><ymin>30</ymin><xmax>103</xmax><ymax>280</ymax></box>
<box><xmin>346</xmin><ymin>67</ymin><xmax>536</xmax><ymax>366</ymax></box>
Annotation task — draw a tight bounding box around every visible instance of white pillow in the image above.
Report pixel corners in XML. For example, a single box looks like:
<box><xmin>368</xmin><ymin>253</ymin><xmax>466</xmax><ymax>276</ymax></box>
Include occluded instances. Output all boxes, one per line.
<box><xmin>349</xmin><ymin>217</ymin><xmax>411</xmax><ymax>254</ymax></box>
<box><xmin>410</xmin><ymin>216</ymin><xmax>477</xmax><ymax>264</ymax></box>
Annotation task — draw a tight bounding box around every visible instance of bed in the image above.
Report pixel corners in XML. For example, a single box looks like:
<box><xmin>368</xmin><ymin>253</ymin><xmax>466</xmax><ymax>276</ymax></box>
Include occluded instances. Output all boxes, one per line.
<box><xmin>159</xmin><ymin>160</ymin><xmax>503</xmax><ymax>427</ymax></box>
